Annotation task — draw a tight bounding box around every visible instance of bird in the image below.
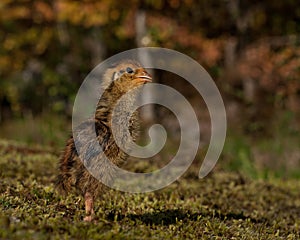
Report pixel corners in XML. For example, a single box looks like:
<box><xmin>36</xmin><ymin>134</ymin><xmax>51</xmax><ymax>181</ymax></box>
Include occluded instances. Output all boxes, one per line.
<box><xmin>56</xmin><ymin>60</ymin><xmax>152</xmax><ymax>221</ymax></box>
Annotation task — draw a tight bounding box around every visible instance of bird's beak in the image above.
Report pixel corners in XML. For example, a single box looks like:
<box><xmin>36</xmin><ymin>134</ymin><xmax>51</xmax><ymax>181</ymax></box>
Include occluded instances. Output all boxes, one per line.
<box><xmin>133</xmin><ymin>69</ymin><xmax>152</xmax><ymax>84</ymax></box>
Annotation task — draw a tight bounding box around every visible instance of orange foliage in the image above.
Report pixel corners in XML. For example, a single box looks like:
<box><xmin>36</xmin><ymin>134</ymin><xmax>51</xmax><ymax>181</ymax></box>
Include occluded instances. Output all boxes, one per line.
<box><xmin>238</xmin><ymin>39</ymin><xmax>300</xmax><ymax>97</ymax></box>
<box><xmin>147</xmin><ymin>15</ymin><xmax>224</xmax><ymax>66</ymax></box>
<box><xmin>0</xmin><ymin>0</ymin><xmax>299</xmax><ymax>117</ymax></box>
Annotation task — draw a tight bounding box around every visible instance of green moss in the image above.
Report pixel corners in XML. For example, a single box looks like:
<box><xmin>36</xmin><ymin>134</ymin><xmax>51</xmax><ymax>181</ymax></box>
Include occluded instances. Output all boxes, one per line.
<box><xmin>0</xmin><ymin>139</ymin><xmax>299</xmax><ymax>239</ymax></box>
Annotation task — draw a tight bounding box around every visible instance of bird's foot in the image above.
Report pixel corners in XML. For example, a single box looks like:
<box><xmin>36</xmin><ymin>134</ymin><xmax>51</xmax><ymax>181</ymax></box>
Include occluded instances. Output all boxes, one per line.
<box><xmin>84</xmin><ymin>192</ymin><xmax>95</xmax><ymax>222</ymax></box>
<box><xmin>83</xmin><ymin>214</ymin><xmax>94</xmax><ymax>222</ymax></box>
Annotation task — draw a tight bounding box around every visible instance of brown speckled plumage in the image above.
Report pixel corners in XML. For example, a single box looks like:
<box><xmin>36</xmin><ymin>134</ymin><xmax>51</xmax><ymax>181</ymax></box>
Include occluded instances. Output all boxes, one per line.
<box><xmin>56</xmin><ymin>60</ymin><xmax>151</xmax><ymax>221</ymax></box>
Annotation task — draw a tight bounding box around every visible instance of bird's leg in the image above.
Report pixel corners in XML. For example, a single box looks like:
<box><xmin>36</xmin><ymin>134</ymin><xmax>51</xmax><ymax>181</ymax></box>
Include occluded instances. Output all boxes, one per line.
<box><xmin>83</xmin><ymin>192</ymin><xmax>95</xmax><ymax>222</ymax></box>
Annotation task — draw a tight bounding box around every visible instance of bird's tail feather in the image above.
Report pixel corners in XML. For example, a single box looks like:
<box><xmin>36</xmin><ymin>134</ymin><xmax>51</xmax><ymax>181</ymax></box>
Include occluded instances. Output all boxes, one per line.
<box><xmin>55</xmin><ymin>173</ymin><xmax>71</xmax><ymax>195</ymax></box>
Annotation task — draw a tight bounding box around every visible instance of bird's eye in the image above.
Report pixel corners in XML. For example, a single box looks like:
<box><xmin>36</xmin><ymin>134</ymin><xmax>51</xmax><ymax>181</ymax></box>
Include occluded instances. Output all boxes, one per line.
<box><xmin>126</xmin><ymin>67</ymin><xmax>134</xmax><ymax>73</ymax></box>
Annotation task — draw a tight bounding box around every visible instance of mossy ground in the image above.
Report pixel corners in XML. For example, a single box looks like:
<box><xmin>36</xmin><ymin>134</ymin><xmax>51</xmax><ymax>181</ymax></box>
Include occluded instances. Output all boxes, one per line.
<box><xmin>0</xmin><ymin>139</ymin><xmax>299</xmax><ymax>239</ymax></box>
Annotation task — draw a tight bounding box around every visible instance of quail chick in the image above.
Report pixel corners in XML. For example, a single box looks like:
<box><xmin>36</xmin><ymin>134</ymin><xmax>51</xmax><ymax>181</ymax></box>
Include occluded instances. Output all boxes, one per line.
<box><xmin>56</xmin><ymin>60</ymin><xmax>152</xmax><ymax>221</ymax></box>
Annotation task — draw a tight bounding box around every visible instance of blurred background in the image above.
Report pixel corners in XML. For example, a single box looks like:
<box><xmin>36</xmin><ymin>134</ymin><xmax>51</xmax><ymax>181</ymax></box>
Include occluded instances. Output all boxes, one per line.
<box><xmin>0</xmin><ymin>0</ymin><xmax>299</xmax><ymax>179</ymax></box>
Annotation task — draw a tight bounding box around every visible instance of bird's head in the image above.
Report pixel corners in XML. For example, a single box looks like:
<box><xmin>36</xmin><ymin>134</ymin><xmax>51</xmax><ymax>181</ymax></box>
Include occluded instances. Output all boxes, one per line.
<box><xmin>103</xmin><ymin>60</ymin><xmax>152</xmax><ymax>92</ymax></box>
<box><xmin>115</xmin><ymin>66</ymin><xmax>152</xmax><ymax>92</ymax></box>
